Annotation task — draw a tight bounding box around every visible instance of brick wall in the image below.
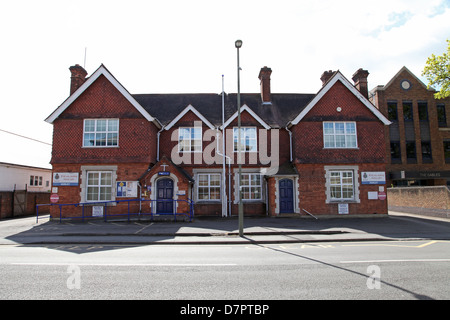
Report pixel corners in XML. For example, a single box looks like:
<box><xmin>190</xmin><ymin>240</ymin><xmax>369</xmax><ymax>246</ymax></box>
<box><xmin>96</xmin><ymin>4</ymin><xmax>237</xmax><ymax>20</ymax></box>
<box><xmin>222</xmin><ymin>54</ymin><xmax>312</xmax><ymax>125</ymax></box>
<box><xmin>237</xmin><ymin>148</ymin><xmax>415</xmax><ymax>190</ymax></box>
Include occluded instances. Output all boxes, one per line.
<box><xmin>372</xmin><ymin>67</ymin><xmax>450</xmax><ymax>184</ymax></box>
<box><xmin>52</xmin><ymin>75</ymin><xmax>158</xmax><ymax>165</ymax></box>
<box><xmin>0</xmin><ymin>191</ymin><xmax>50</xmax><ymax>219</ymax></box>
<box><xmin>388</xmin><ymin>186</ymin><xmax>450</xmax><ymax>210</ymax></box>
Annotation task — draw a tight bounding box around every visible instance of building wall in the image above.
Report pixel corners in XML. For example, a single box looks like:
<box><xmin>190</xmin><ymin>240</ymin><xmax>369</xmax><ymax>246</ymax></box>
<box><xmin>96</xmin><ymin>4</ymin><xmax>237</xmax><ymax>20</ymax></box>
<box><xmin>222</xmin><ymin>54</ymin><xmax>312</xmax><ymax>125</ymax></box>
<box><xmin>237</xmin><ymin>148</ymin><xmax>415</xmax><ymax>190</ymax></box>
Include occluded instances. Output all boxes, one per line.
<box><xmin>0</xmin><ymin>163</ymin><xmax>51</xmax><ymax>192</ymax></box>
<box><xmin>291</xmin><ymin>80</ymin><xmax>388</xmax><ymax>215</ymax></box>
<box><xmin>371</xmin><ymin>68</ymin><xmax>450</xmax><ymax>186</ymax></box>
<box><xmin>51</xmin><ymin>75</ymin><xmax>158</xmax><ymax>165</ymax></box>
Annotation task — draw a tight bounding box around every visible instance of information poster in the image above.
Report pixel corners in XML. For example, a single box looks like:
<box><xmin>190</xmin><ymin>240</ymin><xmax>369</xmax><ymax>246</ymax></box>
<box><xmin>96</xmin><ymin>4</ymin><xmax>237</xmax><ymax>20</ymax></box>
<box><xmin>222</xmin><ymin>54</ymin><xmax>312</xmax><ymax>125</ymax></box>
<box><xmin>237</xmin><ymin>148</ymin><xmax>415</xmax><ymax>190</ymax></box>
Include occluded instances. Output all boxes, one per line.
<box><xmin>116</xmin><ymin>181</ymin><xmax>138</xmax><ymax>198</ymax></box>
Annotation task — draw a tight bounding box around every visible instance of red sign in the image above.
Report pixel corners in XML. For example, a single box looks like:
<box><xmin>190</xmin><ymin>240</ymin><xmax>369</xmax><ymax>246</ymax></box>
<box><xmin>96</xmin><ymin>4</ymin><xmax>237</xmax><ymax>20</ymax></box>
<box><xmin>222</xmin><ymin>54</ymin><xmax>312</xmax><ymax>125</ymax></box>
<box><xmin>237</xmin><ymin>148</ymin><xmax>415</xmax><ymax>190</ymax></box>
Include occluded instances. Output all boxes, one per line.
<box><xmin>378</xmin><ymin>192</ymin><xmax>387</xmax><ymax>201</ymax></box>
<box><xmin>50</xmin><ymin>194</ymin><xmax>59</xmax><ymax>203</ymax></box>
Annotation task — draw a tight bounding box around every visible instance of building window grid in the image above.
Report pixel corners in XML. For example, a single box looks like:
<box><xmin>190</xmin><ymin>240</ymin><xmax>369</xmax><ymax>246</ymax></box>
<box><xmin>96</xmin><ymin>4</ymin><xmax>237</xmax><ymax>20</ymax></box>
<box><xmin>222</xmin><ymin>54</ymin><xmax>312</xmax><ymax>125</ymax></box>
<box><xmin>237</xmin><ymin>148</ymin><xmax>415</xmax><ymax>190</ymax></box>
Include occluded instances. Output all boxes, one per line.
<box><xmin>86</xmin><ymin>171</ymin><xmax>113</xmax><ymax>202</ymax></box>
<box><xmin>437</xmin><ymin>104</ymin><xmax>447</xmax><ymax>127</ymax></box>
<box><xmin>198</xmin><ymin>173</ymin><xmax>221</xmax><ymax>201</ymax></box>
<box><xmin>323</xmin><ymin>122</ymin><xmax>357</xmax><ymax>149</ymax></box>
<box><xmin>178</xmin><ymin>127</ymin><xmax>202</xmax><ymax>152</ymax></box>
<box><xmin>83</xmin><ymin>119</ymin><xmax>119</xmax><ymax>147</ymax></box>
<box><xmin>233</xmin><ymin>127</ymin><xmax>257</xmax><ymax>152</ymax></box>
<box><xmin>241</xmin><ymin>173</ymin><xmax>262</xmax><ymax>200</ymax></box>
<box><xmin>329</xmin><ymin>170</ymin><xmax>354</xmax><ymax>201</ymax></box>
<box><xmin>29</xmin><ymin>176</ymin><xmax>43</xmax><ymax>186</ymax></box>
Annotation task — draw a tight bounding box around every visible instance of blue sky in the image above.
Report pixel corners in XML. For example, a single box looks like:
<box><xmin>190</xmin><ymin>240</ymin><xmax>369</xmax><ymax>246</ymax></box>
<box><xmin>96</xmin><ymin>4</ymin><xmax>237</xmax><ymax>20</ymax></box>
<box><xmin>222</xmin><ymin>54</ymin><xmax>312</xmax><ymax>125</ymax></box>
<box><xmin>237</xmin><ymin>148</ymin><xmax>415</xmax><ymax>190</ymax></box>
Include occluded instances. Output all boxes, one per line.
<box><xmin>0</xmin><ymin>0</ymin><xmax>449</xmax><ymax>168</ymax></box>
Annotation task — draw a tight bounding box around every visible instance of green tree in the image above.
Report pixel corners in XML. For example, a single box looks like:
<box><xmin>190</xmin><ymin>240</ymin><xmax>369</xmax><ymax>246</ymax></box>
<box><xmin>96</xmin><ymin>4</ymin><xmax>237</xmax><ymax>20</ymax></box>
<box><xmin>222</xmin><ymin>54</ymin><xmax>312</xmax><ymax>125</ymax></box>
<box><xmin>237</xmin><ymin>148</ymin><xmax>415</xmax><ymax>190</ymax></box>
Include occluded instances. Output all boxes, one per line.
<box><xmin>422</xmin><ymin>40</ymin><xmax>450</xmax><ymax>99</ymax></box>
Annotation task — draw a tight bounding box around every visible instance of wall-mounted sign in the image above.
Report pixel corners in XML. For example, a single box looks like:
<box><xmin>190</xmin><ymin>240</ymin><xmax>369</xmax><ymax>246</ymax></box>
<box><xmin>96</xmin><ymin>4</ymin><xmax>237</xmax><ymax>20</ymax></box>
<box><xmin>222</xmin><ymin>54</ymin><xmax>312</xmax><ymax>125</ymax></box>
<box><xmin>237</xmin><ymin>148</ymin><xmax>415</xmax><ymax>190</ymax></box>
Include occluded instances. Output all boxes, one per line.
<box><xmin>92</xmin><ymin>206</ymin><xmax>103</xmax><ymax>217</ymax></box>
<box><xmin>53</xmin><ymin>172</ymin><xmax>79</xmax><ymax>186</ymax></box>
<box><xmin>116</xmin><ymin>181</ymin><xmax>138</xmax><ymax>198</ymax></box>
<box><xmin>361</xmin><ymin>172</ymin><xmax>386</xmax><ymax>185</ymax></box>
<box><xmin>158</xmin><ymin>171</ymin><xmax>170</xmax><ymax>176</ymax></box>
<box><xmin>338</xmin><ymin>203</ymin><xmax>349</xmax><ymax>214</ymax></box>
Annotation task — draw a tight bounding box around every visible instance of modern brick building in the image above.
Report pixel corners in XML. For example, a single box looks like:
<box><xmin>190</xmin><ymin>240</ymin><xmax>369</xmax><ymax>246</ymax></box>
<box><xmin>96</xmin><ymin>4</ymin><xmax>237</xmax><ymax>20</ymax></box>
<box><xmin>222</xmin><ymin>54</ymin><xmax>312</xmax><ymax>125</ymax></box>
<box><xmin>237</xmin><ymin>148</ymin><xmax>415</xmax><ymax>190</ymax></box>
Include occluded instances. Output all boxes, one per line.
<box><xmin>370</xmin><ymin>66</ymin><xmax>450</xmax><ymax>187</ymax></box>
<box><xmin>45</xmin><ymin>64</ymin><xmax>390</xmax><ymax>219</ymax></box>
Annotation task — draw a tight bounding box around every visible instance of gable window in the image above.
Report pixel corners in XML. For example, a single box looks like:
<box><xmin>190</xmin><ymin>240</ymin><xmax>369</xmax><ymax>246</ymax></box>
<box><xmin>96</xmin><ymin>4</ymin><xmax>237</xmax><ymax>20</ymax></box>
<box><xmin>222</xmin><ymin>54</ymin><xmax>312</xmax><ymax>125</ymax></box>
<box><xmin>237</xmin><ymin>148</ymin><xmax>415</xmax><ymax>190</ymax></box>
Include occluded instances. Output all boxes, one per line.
<box><xmin>323</xmin><ymin>122</ymin><xmax>357</xmax><ymax>148</ymax></box>
<box><xmin>86</xmin><ymin>171</ymin><xmax>112</xmax><ymax>202</ymax></box>
<box><xmin>198</xmin><ymin>174</ymin><xmax>221</xmax><ymax>200</ymax></box>
<box><xmin>241</xmin><ymin>173</ymin><xmax>262</xmax><ymax>200</ymax></box>
<box><xmin>233</xmin><ymin>127</ymin><xmax>257</xmax><ymax>152</ymax></box>
<box><xmin>83</xmin><ymin>119</ymin><xmax>119</xmax><ymax>147</ymax></box>
<box><xmin>178</xmin><ymin>127</ymin><xmax>202</xmax><ymax>152</ymax></box>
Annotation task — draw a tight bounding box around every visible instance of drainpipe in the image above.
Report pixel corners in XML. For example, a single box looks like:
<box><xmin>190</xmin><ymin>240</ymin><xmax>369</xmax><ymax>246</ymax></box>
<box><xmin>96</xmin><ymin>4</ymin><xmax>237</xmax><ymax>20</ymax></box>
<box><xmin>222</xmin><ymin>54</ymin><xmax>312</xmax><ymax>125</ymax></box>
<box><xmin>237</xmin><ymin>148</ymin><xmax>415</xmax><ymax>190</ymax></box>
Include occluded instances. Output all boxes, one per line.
<box><xmin>156</xmin><ymin>125</ymin><xmax>165</xmax><ymax>162</ymax></box>
<box><xmin>216</xmin><ymin>131</ymin><xmax>231</xmax><ymax>217</ymax></box>
<box><xmin>285</xmin><ymin>126</ymin><xmax>293</xmax><ymax>162</ymax></box>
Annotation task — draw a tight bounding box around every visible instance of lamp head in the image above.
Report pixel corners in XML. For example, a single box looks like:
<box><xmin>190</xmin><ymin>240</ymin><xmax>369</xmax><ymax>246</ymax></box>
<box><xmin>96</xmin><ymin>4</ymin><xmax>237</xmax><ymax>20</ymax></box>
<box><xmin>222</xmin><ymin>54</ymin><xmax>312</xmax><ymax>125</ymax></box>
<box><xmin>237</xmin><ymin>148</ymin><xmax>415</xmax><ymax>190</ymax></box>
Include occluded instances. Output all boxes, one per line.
<box><xmin>235</xmin><ymin>40</ymin><xmax>243</xmax><ymax>48</ymax></box>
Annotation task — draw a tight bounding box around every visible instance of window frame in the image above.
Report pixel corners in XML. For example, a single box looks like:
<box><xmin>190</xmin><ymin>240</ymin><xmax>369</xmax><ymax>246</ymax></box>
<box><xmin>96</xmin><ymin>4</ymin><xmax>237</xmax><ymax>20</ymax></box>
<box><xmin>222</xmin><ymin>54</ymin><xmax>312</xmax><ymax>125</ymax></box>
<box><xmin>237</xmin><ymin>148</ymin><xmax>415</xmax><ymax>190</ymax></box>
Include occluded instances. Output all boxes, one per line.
<box><xmin>86</xmin><ymin>171</ymin><xmax>113</xmax><ymax>202</ymax></box>
<box><xmin>329</xmin><ymin>170</ymin><xmax>355</xmax><ymax>201</ymax></box>
<box><xmin>325</xmin><ymin>166</ymin><xmax>360</xmax><ymax>204</ymax></box>
<box><xmin>178</xmin><ymin>127</ymin><xmax>202</xmax><ymax>153</ymax></box>
<box><xmin>240</xmin><ymin>173</ymin><xmax>262</xmax><ymax>201</ymax></box>
<box><xmin>233</xmin><ymin>127</ymin><xmax>258</xmax><ymax>152</ymax></box>
<box><xmin>83</xmin><ymin>119</ymin><xmax>119</xmax><ymax>148</ymax></box>
<box><xmin>323</xmin><ymin>122</ymin><xmax>358</xmax><ymax>149</ymax></box>
<box><xmin>197</xmin><ymin>173</ymin><xmax>221</xmax><ymax>201</ymax></box>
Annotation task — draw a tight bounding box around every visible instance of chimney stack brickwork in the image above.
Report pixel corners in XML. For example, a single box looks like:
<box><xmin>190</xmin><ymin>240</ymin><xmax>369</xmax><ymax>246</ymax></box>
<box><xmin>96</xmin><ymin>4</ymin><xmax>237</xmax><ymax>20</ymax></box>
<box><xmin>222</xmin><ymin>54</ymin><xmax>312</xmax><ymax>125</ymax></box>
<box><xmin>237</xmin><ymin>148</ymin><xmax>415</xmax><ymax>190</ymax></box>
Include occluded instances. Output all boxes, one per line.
<box><xmin>352</xmin><ymin>68</ymin><xmax>370</xmax><ymax>99</ymax></box>
<box><xmin>258</xmin><ymin>66</ymin><xmax>272</xmax><ymax>103</ymax></box>
<box><xmin>69</xmin><ymin>64</ymin><xmax>88</xmax><ymax>95</ymax></box>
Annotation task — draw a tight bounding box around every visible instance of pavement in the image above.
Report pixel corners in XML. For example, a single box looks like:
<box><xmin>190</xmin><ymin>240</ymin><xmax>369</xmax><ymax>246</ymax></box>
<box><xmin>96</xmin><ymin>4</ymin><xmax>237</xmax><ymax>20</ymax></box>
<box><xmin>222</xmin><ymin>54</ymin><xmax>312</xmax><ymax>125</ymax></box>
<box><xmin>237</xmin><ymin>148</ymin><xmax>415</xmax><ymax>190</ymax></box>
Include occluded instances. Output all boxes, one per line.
<box><xmin>1</xmin><ymin>211</ymin><xmax>450</xmax><ymax>245</ymax></box>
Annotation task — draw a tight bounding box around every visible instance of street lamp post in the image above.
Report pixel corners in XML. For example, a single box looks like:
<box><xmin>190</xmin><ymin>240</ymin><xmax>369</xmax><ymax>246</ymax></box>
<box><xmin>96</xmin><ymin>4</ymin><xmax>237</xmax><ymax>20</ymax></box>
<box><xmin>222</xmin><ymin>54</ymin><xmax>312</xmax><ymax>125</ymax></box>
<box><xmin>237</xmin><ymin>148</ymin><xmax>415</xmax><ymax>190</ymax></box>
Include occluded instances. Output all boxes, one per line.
<box><xmin>235</xmin><ymin>39</ymin><xmax>244</xmax><ymax>237</ymax></box>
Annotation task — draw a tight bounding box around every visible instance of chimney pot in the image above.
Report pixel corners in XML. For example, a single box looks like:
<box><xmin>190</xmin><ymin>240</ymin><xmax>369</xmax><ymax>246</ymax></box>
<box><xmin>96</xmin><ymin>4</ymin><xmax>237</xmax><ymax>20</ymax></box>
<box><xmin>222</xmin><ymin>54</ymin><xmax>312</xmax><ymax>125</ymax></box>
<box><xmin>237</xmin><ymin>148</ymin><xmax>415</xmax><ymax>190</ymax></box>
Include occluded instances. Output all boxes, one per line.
<box><xmin>320</xmin><ymin>70</ymin><xmax>335</xmax><ymax>86</ymax></box>
<box><xmin>69</xmin><ymin>64</ymin><xmax>88</xmax><ymax>95</ymax></box>
<box><xmin>258</xmin><ymin>66</ymin><xmax>272</xmax><ymax>104</ymax></box>
<box><xmin>352</xmin><ymin>68</ymin><xmax>370</xmax><ymax>99</ymax></box>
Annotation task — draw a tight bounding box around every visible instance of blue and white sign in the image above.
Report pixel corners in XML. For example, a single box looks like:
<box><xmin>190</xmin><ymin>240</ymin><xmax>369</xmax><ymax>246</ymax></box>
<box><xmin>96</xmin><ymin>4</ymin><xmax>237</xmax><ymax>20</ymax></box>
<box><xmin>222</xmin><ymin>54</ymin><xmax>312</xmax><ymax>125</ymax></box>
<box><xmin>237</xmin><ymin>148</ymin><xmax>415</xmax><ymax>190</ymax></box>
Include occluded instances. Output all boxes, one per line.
<box><xmin>116</xmin><ymin>181</ymin><xmax>138</xmax><ymax>197</ymax></box>
<box><xmin>361</xmin><ymin>172</ymin><xmax>386</xmax><ymax>185</ymax></box>
<box><xmin>53</xmin><ymin>172</ymin><xmax>79</xmax><ymax>186</ymax></box>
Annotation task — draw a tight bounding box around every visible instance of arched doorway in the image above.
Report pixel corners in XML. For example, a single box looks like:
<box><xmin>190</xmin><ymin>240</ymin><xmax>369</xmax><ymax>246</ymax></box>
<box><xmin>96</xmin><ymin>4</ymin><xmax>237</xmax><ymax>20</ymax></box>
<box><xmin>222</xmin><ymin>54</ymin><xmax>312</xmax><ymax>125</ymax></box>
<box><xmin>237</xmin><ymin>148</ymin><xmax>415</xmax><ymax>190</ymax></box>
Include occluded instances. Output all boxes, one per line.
<box><xmin>157</xmin><ymin>178</ymin><xmax>174</xmax><ymax>214</ymax></box>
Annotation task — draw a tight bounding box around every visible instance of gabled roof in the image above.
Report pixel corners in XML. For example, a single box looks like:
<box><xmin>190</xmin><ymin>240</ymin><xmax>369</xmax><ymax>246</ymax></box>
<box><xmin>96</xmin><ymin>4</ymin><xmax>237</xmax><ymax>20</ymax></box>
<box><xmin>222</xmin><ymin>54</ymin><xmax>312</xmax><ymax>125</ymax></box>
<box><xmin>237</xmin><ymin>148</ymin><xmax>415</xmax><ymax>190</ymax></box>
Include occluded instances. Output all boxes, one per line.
<box><xmin>164</xmin><ymin>104</ymin><xmax>215</xmax><ymax>130</ymax></box>
<box><xmin>45</xmin><ymin>64</ymin><xmax>161</xmax><ymax>127</ymax></box>
<box><xmin>221</xmin><ymin>104</ymin><xmax>271</xmax><ymax>130</ymax></box>
<box><xmin>289</xmin><ymin>71</ymin><xmax>391</xmax><ymax>126</ymax></box>
<box><xmin>376</xmin><ymin>66</ymin><xmax>435</xmax><ymax>92</ymax></box>
<box><xmin>133</xmin><ymin>93</ymin><xmax>316</xmax><ymax>128</ymax></box>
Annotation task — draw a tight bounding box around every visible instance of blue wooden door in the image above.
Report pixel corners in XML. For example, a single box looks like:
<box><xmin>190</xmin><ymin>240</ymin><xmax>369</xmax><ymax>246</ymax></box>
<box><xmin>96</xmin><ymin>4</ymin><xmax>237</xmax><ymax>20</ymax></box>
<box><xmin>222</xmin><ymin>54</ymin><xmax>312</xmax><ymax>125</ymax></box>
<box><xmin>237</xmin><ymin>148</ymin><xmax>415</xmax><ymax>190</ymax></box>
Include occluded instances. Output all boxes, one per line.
<box><xmin>157</xmin><ymin>178</ymin><xmax>173</xmax><ymax>213</ymax></box>
<box><xmin>279</xmin><ymin>179</ymin><xmax>294</xmax><ymax>213</ymax></box>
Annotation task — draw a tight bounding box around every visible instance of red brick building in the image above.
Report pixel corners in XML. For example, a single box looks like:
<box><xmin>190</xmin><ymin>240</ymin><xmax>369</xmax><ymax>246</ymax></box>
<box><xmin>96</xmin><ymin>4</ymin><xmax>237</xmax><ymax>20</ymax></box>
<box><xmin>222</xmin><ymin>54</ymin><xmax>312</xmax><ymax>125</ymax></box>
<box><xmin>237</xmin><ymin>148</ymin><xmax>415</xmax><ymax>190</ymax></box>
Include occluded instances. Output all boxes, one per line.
<box><xmin>45</xmin><ymin>64</ymin><xmax>390</xmax><ymax>219</ymax></box>
<box><xmin>370</xmin><ymin>66</ymin><xmax>450</xmax><ymax>187</ymax></box>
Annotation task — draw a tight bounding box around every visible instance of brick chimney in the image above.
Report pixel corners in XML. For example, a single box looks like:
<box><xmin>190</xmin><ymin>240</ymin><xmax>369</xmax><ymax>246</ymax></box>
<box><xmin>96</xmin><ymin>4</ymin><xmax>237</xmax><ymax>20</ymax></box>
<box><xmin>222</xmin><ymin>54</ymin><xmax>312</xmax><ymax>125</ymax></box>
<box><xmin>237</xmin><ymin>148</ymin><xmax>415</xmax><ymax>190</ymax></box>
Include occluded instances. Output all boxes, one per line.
<box><xmin>352</xmin><ymin>68</ymin><xmax>369</xmax><ymax>99</ymax></box>
<box><xmin>69</xmin><ymin>64</ymin><xmax>88</xmax><ymax>95</ymax></box>
<box><xmin>320</xmin><ymin>70</ymin><xmax>335</xmax><ymax>86</ymax></box>
<box><xmin>258</xmin><ymin>66</ymin><xmax>272</xmax><ymax>104</ymax></box>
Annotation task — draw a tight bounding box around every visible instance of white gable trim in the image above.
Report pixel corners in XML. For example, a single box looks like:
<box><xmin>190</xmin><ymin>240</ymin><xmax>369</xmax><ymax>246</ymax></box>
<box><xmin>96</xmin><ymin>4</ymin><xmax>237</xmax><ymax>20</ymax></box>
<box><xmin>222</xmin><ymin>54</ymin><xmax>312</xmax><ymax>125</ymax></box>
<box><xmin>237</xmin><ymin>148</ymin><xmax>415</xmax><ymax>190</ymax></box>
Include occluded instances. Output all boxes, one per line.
<box><xmin>290</xmin><ymin>71</ymin><xmax>391</xmax><ymax>126</ymax></box>
<box><xmin>221</xmin><ymin>104</ymin><xmax>271</xmax><ymax>130</ymax></box>
<box><xmin>164</xmin><ymin>104</ymin><xmax>215</xmax><ymax>130</ymax></box>
<box><xmin>45</xmin><ymin>65</ymin><xmax>158</xmax><ymax>126</ymax></box>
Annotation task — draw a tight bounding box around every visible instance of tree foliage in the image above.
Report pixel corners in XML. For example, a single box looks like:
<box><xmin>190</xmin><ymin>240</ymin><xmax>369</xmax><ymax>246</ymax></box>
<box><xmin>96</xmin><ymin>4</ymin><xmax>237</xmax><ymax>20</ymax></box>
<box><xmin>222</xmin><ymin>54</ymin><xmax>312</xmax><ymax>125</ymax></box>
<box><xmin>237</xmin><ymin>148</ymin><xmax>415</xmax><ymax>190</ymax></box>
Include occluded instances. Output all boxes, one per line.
<box><xmin>422</xmin><ymin>40</ymin><xmax>450</xmax><ymax>99</ymax></box>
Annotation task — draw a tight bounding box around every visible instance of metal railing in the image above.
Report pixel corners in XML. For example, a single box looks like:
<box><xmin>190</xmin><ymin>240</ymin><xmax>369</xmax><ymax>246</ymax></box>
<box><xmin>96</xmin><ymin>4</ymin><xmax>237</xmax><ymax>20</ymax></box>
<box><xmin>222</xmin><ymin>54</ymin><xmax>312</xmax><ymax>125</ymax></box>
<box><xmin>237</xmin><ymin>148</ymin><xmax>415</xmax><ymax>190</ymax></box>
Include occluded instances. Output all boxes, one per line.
<box><xmin>36</xmin><ymin>198</ymin><xmax>194</xmax><ymax>223</ymax></box>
